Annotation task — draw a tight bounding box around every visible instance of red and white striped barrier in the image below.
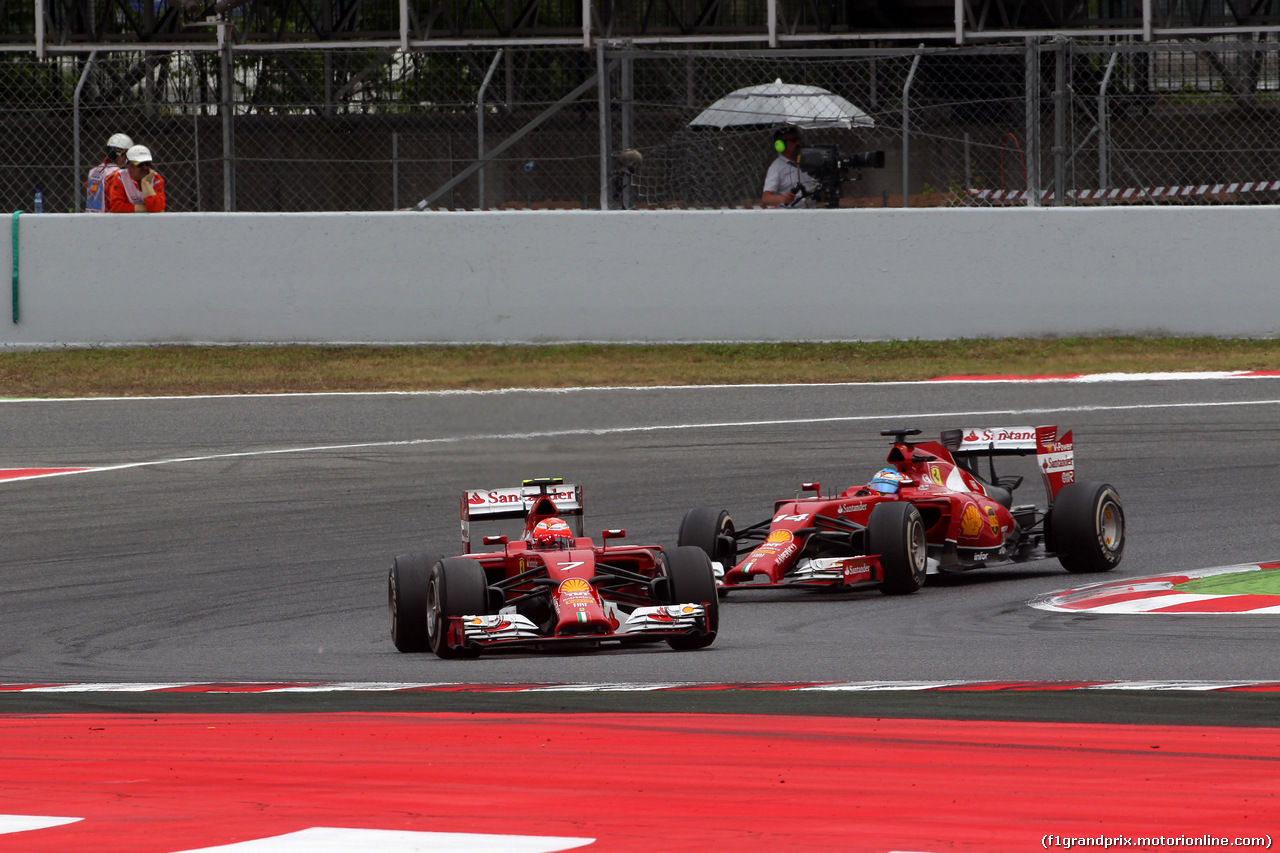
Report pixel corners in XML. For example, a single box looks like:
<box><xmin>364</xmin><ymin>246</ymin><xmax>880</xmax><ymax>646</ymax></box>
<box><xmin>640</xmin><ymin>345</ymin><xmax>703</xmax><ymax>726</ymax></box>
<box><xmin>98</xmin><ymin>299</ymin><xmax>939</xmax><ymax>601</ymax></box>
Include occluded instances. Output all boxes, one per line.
<box><xmin>969</xmin><ymin>180</ymin><xmax>1280</xmax><ymax>202</ymax></box>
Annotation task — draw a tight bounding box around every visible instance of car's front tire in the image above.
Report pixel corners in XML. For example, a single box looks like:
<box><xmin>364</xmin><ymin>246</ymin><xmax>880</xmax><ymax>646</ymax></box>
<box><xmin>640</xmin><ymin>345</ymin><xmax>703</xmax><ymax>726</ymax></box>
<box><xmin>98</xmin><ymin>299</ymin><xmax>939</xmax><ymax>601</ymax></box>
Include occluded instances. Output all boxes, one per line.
<box><xmin>663</xmin><ymin>546</ymin><xmax>719</xmax><ymax>650</ymax></box>
<box><xmin>867</xmin><ymin>502</ymin><xmax>927</xmax><ymax>595</ymax></box>
<box><xmin>426</xmin><ymin>557</ymin><xmax>490</xmax><ymax>659</ymax></box>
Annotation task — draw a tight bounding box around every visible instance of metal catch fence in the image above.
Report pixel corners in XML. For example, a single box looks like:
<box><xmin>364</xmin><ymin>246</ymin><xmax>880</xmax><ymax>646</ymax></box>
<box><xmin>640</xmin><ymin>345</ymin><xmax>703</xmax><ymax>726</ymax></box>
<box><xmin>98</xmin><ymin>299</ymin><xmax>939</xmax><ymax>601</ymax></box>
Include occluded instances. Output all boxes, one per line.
<box><xmin>3</xmin><ymin>38</ymin><xmax>1279</xmax><ymax>213</ymax></box>
<box><xmin>605</xmin><ymin>40</ymin><xmax>1280</xmax><ymax>209</ymax></box>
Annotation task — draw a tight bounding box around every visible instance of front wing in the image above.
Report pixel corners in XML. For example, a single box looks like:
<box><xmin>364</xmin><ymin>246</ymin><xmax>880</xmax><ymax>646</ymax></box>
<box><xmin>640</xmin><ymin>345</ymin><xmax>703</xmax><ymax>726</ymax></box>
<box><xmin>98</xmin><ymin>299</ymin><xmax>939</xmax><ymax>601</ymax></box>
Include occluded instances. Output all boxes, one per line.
<box><xmin>446</xmin><ymin>603</ymin><xmax>710</xmax><ymax>652</ymax></box>
<box><xmin>718</xmin><ymin>555</ymin><xmax>884</xmax><ymax>591</ymax></box>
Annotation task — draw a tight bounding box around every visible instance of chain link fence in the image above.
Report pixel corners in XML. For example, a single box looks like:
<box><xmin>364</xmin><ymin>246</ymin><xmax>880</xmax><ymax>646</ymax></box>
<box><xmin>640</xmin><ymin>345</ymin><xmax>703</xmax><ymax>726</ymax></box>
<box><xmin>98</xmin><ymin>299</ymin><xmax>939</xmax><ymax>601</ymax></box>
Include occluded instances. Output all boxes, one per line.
<box><xmin>606</xmin><ymin>40</ymin><xmax>1280</xmax><ymax>209</ymax></box>
<box><xmin>604</xmin><ymin>45</ymin><xmax>996</xmax><ymax>209</ymax></box>
<box><xmin>3</xmin><ymin>38</ymin><xmax>1279</xmax><ymax>213</ymax></box>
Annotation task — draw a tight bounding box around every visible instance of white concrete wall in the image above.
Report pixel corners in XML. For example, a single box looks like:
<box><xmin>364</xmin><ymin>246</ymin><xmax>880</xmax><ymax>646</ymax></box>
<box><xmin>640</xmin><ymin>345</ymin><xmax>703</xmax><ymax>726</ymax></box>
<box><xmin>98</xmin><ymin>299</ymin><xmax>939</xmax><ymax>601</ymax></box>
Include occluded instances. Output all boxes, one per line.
<box><xmin>2</xmin><ymin>206</ymin><xmax>1274</xmax><ymax>346</ymax></box>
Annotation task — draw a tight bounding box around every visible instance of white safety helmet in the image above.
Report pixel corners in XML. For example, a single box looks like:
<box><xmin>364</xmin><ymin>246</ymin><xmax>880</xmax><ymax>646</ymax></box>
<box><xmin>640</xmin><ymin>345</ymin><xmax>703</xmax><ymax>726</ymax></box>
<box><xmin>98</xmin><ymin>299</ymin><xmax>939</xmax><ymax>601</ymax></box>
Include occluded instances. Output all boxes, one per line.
<box><xmin>106</xmin><ymin>133</ymin><xmax>133</xmax><ymax>153</ymax></box>
<box><xmin>125</xmin><ymin>144</ymin><xmax>153</xmax><ymax>165</ymax></box>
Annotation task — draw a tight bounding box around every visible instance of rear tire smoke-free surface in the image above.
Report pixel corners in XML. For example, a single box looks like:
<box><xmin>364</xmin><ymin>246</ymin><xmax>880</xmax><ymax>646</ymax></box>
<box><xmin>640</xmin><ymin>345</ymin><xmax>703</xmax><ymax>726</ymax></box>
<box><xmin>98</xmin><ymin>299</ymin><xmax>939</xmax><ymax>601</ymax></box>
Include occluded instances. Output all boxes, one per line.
<box><xmin>866</xmin><ymin>502</ymin><xmax>927</xmax><ymax>595</ymax></box>
<box><xmin>426</xmin><ymin>557</ymin><xmax>490</xmax><ymax>659</ymax></box>
<box><xmin>1049</xmin><ymin>481</ymin><xmax>1126</xmax><ymax>573</ymax></box>
<box><xmin>388</xmin><ymin>551</ymin><xmax>443</xmax><ymax>653</ymax></box>
<box><xmin>663</xmin><ymin>546</ymin><xmax>719</xmax><ymax>650</ymax></box>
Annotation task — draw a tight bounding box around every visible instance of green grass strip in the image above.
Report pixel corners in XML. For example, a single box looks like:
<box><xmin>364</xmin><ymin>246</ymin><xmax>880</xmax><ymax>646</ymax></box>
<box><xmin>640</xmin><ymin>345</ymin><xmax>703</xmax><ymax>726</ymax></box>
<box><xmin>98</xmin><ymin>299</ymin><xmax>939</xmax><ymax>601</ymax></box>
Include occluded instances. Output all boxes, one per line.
<box><xmin>1</xmin><ymin>337</ymin><xmax>1280</xmax><ymax>398</ymax></box>
<box><xmin>1174</xmin><ymin>569</ymin><xmax>1280</xmax><ymax>597</ymax></box>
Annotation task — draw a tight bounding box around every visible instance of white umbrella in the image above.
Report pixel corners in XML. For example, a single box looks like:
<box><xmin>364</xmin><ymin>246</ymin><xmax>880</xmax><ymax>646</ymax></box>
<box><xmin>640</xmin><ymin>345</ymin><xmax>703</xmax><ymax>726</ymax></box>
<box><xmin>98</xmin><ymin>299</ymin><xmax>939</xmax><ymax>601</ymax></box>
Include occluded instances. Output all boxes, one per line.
<box><xmin>689</xmin><ymin>78</ymin><xmax>875</xmax><ymax>130</ymax></box>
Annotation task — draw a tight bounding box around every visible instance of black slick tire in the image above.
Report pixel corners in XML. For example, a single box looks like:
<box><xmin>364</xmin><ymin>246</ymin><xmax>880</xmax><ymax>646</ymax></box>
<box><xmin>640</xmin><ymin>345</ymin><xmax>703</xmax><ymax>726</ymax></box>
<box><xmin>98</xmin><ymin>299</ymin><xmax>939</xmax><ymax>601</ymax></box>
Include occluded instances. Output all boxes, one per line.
<box><xmin>388</xmin><ymin>551</ymin><xmax>442</xmax><ymax>653</ymax></box>
<box><xmin>663</xmin><ymin>546</ymin><xmax>719</xmax><ymax>650</ymax></box>
<box><xmin>866</xmin><ymin>502</ymin><xmax>927</xmax><ymax>595</ymax></box>
<box><xmin>426</xmin><ymin>557</ymin><xmax>490</xmax><ymax>659</ymax></box>
<box><xmin>1048</xmin><ymin>481</ymin><xmax>1125</xmax><ymax>573</ymax></box>
<box><xmin>677</xmin><ymin>507</ymin><xmax>736</xmax><ymax>566</ymax></box>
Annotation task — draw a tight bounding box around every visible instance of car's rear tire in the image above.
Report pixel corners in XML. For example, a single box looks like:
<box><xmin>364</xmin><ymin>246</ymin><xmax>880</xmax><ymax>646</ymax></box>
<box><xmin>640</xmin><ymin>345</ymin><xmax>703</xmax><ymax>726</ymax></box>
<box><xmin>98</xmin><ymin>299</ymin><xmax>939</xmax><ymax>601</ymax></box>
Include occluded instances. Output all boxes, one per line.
<box><xmin>677</xmin><ymin>507</ymin><xmax>737</xmax><ymax>567</ymax></box>
<box><xmin>1048</xmin><ymin>481</ymin><xmax>1125</xmax><ymax>573</ymax></box>
<box><xmin>867</xmin><ymin>502</ymin><xmax>927</xmax><ymax>595</ymax></box>
<box><xmin>663</xmin><ymin>546</ymin><xmax>719</xmax><ymax>650</ymax></box>
<box><xmin>388</xmin><ymin>551</ymin><xmax>442</xmax><ymax>653</ymax></box>
<box><xmin>426</xmin><ymin>557</ymin><xmax>490</xmax><ymax>659</ymax></box>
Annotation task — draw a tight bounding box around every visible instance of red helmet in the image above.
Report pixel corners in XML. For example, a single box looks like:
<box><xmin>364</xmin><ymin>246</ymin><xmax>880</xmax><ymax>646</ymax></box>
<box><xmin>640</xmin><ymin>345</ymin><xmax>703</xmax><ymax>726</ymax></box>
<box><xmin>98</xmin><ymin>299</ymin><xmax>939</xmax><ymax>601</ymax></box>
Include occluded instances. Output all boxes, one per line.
<box><xmin>532</xmin><ymin>518</ymin><xmax>573</xmax><ymax>549</ymax></box>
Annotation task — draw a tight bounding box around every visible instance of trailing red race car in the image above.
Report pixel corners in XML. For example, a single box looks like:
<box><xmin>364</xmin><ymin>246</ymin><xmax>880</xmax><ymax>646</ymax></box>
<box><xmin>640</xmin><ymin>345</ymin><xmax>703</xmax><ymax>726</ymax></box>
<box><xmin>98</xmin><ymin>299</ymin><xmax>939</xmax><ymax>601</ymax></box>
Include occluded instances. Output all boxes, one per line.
<box><xmin>677</xmin><ymin>425</ymin><xmax>1125</xmax><ymax>596</ymax></box>
<box><xmin>389</xmin><ymin>478</ymin><xmax>718</xmax><ymax>658</ymax></box>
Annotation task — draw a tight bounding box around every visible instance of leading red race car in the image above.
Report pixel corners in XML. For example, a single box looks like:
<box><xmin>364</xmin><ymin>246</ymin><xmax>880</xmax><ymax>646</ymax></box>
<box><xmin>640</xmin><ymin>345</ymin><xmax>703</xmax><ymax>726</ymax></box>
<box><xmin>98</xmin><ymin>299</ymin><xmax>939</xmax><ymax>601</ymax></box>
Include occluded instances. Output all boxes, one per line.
<box><xmin>389</xmin><ymin>478</ymin><xmax>718</xmax><ymax>658</ymax></box>
<box><xmin>676</xmin><ymin>425</ymin><xmax>1125</xmax><ymax>596</ymax></box>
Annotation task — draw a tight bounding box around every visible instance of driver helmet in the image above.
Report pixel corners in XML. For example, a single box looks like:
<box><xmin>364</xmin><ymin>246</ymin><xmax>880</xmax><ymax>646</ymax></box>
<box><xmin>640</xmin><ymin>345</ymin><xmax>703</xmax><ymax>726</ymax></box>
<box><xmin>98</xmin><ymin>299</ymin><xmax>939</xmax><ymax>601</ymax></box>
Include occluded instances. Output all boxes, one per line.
<box><xmin>531</xmin><ymin>517</ymin><xmax>574</xmax><ymax>550</ymax></box>
<box><xmin>869</xmin><ymin>467</ymin><xmax>906</xmax><ymax>494</ymax></box>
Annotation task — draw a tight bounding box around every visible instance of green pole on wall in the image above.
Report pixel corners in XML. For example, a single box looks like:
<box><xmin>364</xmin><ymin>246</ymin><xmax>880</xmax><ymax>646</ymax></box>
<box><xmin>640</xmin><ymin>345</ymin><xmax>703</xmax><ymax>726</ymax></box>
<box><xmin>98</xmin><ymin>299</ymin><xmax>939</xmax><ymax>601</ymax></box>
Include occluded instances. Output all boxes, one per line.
<box><xmin>10</xmin><ymin>210</ymin><xmax>19</xmax><ymax>323</ymax></box>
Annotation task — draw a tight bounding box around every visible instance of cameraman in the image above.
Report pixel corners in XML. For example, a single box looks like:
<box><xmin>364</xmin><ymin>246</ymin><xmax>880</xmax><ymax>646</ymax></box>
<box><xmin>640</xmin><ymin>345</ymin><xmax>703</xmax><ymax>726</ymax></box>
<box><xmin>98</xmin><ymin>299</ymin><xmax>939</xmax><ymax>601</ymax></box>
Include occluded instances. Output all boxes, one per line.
<box><xmin>761</xmin><ymin>126</ymin><xmax>819</xmax><ymax>209</ymax></box>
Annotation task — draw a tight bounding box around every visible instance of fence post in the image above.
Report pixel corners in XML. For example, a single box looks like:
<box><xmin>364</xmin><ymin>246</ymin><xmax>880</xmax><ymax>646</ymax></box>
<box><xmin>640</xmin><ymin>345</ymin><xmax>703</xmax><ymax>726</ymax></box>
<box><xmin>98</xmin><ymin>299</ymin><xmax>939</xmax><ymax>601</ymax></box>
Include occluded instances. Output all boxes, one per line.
<box><xmin>964</xmin><ymin>132</ymin><xmax>971</xmax><ymax>196</ymax></box>
<box><xmin>193</xmin><ymin>60</ymin><xmax>202</xmax><ymax>212</ymax></box>
<box><xmin>219</xmin><ymin>20</ymin><xmax>236</xmax><ymax>211</ymax></box>
<box><xmin>1024</xmin><ymin>37</ymin><xmax>1041</xmax><ymax>207</ymax></box>
<box><xmin>598</xmin><ymin>40</ymin><xmax>612</xmax><ymax>210</ymax></box>
<box><xmin>902</xmin><ymin>45</ymin><xmax>924</xmax><ymax>208</ymax></box>
<box><xmin>1053</xmin><ymin>37</ymin><xmax>1067</xmax><ymax>206</ymax></box>
<box><xmin>73</xmin><ymin>51</ymin><xmax>98</xmax><ymax>213</ymax></box>
<box><xmin>1098</xmin><ymin>52</ymin><xmax>1118</xmax><ymax>206</ymax></box>
<box><xmin>477</xmin><ymin>49</ymin><xmax>504</xmax><ymax>210</ymax></box>
<box><xmin>620</xmin><ymin>45</ymin><xmax>635</xmax><ymax>210</ymax></box>
<box><xmin>34</xmin><ymin>0</ymin><xmax>45</xmax><ymax>58</ymax></box>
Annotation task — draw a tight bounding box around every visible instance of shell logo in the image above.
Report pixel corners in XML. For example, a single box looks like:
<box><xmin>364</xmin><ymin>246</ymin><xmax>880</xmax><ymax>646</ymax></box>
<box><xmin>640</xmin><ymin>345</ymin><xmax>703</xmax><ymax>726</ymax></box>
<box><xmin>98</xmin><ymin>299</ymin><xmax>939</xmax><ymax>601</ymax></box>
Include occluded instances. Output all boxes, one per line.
<box><xmin>959</xmin><ymin>504</ymin><xmax>983</xmax><ymax>538</ymax></box>
<box><xmin>765</xmin><ymin>530</ymin><xmax>794</xmax><ymax>544</ymax></box>
<box><xmin>558</xmin><ymin>578</ymin><xmax>592</xmax><ymax>594</ymax></box>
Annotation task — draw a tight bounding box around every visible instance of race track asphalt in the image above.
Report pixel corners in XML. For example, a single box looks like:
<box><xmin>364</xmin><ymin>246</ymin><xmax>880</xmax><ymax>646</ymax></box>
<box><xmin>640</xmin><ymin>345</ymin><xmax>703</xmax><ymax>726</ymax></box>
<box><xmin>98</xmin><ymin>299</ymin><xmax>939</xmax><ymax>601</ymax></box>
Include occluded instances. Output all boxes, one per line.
<box><xmin>3</xmin><ymin>376</ymin><xmax>1279</xmax><ymax>722</ymax></box>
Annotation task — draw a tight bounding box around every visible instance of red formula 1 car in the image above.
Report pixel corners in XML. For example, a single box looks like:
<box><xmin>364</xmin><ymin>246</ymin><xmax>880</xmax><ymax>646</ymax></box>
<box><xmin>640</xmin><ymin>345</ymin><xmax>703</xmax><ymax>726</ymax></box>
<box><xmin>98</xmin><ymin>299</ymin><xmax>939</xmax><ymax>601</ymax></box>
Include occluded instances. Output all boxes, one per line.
<box><xmin>677</xmin><ymin>426</ymin><xmax>1125</xmax><ymax>596</ymax></box>
<box><xmin>389</xmin><ymin>478</ymin><xmax>718</xmax><ymax>658</ymax></box>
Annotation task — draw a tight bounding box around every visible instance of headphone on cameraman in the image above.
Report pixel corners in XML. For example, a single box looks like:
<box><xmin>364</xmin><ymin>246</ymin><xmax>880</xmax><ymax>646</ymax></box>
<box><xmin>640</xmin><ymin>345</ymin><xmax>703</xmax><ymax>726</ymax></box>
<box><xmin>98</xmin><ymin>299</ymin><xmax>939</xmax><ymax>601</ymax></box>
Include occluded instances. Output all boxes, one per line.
<box><xmin>773</xmin><ymin>126</ymin><xmax>801</xmax><ymax>153</ymax></box>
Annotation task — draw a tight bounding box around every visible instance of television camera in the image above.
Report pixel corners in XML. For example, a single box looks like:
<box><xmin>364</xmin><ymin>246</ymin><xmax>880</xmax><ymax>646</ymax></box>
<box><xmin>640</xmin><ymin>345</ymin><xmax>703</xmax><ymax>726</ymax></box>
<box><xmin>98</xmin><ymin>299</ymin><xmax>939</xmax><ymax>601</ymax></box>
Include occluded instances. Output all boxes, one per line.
<box><xmin>795</xmin><ymin>144</ymin><xmax>885</xmax><ymax>208</ymax></box>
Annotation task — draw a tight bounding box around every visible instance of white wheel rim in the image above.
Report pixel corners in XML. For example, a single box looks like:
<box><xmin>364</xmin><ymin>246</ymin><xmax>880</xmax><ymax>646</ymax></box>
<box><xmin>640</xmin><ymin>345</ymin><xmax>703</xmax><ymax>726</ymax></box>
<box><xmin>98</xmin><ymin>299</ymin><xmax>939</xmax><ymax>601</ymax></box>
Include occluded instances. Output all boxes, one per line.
<box><xmin>426</xmin><ymin>580</ymin><xmax>440</xmax><ymax>638</ymax></box>
<box><xmin>910</xmin><ymin>520</ymin><xmax>926</xmax><ymax>576</ymax></box>
<box><xmin>1099</xmin><ymin>499</ymin><xmax>1123</xmax><ymax>552</ymax></box>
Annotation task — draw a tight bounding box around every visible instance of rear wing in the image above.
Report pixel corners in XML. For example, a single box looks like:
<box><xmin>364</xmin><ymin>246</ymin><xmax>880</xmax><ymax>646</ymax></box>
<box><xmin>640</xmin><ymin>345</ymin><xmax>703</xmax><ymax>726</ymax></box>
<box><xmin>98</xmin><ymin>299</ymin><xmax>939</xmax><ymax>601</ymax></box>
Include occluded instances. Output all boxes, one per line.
<box><xmin>942</xmin><ymin>425</ymin><xmax>1075</xmax><ymax>503</ymax></box>
<box><xmin>460</xmin><ymin>478</ymin><xmax>583</xmax><ymax>553</ymax></box>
